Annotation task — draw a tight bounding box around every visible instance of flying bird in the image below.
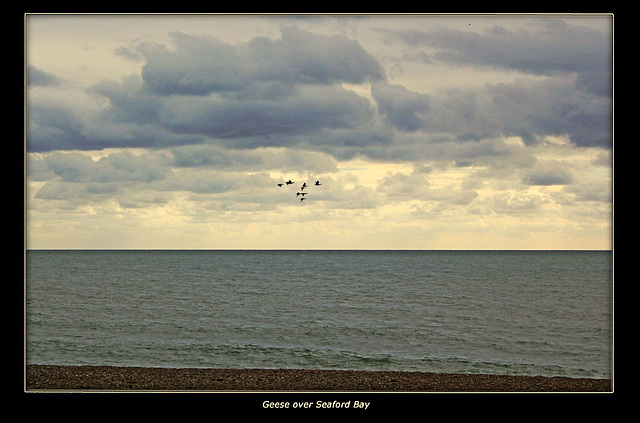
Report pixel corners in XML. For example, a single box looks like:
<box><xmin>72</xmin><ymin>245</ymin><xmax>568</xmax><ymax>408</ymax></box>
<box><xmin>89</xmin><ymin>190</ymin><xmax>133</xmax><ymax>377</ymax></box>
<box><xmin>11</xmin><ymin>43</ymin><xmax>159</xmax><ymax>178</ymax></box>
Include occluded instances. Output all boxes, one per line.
<box><xmin>279</xmin><ymin>179</ymin><xmax>319</xmax><ymax>203</ymax></box>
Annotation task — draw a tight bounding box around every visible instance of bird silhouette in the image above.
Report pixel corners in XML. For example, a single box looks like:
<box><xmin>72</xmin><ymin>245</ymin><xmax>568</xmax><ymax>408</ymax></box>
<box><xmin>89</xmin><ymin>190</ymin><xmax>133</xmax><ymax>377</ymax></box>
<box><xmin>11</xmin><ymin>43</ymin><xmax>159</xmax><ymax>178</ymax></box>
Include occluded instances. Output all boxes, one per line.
<box><xmin>279</xmin><ymin>179</ymin><xmax>321</xmax><ymax>203</ymax></box>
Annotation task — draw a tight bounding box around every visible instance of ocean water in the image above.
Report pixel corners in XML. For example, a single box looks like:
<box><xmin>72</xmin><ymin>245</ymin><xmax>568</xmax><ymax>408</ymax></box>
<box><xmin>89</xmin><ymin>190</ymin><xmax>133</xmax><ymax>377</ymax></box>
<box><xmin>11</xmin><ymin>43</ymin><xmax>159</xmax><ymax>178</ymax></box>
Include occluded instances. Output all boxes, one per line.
<box><xmin>26</xmin><ymin>250</ymin><xmax>612</xmax><ymax>379</ymax></box>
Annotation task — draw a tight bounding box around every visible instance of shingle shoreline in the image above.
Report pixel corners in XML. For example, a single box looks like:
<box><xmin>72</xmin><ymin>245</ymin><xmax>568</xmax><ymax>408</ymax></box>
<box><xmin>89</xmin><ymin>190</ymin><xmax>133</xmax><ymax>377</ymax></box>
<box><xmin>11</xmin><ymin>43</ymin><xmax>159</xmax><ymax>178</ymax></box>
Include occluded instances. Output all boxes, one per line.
<box><xmin>25</xmin><ymin>365</ymin><xmax>612</xmax><ymax>392</ymax></box>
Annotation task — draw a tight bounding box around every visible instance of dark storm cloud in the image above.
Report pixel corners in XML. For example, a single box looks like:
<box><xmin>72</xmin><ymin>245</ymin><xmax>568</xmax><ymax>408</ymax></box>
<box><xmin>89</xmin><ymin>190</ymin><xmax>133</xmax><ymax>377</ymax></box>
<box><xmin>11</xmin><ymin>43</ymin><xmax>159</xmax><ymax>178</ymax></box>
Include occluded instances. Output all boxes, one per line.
<box><xmin>371</xmin><ymin>81</ymin><xmax>497</xmax><ymax>141</ymax></box>
<box><xmin>137</xmin><ymin>27</ymin><xmax>384</xmax><ymax>97</ymax></box>
<box><xmin>157</xmin><ymin>84</ymin><xmax>374</xmax><ymax>139</ymax></box>
<box><xmin>371</xmin><ymin>81</ymin><xmax>430</xmax><ymax>131</ymax></box>
<box><xmin>27</xmin><ymin>95</ymin><xmax>205</xmax><ymax>153</ymax></box>
<box><xmin>90</xmin><ymin>74</ymin><xmax>161</xmax><ymax>124</ymax></box>
<box><xmin>370</xmin><ymin>76</ymin><xmax>611</xmax><ymax>149</ymax></box>
<box><xmin>383</xmin><ymin>19</ymin><xmax>611</xmax><ymax>96</ymax></box>
<box><xmin>28</xmin><ymin>65</ymin><xmax>62</xmax><ymax>87</ymax></box>
<box><xmin>28</xmin><ymin>27</ymin><xmax>383</xmax><ymax>154</ymax></box>
<box><xmin>373</xmin><ymin>19</ymin><xmax>612</xmax><ymax>148</ymax></box>
<box><xmin>27</xmin><ymin>20</ymin><xmax>611</xmax><ymax>159</ymax></box>
<box><xmin>28</xmin><ymin>101</ymin><xmax>90</xmax><ymax>151</ymax></box>
<box><xmin>486</xmin><ymin>77</ymin><xmax>612</xmax><ymax>147</ymax></box>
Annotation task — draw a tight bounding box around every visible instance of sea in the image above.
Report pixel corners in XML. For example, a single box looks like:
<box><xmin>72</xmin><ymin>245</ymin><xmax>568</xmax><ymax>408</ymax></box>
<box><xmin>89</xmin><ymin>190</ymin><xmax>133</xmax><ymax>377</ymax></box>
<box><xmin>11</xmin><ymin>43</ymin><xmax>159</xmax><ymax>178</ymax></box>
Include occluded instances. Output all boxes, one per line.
<box><xmin>25</xmin><ymin>250</ymin><xmax>613</xmax><ymax>379</ymax></box>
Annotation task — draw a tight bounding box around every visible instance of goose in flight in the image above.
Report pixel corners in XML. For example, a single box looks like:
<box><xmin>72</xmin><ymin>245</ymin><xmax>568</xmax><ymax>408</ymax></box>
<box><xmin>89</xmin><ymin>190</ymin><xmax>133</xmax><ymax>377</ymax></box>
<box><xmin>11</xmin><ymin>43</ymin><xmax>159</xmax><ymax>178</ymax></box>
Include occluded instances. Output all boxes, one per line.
<box><xmin>277</xmin><ymin>183</ymin><xmax>284</xmax><ymax>187</ymax></box>
<box><xmin>285</xmin><ymin>180</ymin><xmax>294</xmax><ymax>185</ymax></box>
<box><xmin>314</xmin><ymin>180</ymin><xmax>321</xmax><ymax>186</ymax></box>
<box><xmin>300</xmin><ymin>197</ymin><xmax>307</xmax><ymax>202</ymax></box>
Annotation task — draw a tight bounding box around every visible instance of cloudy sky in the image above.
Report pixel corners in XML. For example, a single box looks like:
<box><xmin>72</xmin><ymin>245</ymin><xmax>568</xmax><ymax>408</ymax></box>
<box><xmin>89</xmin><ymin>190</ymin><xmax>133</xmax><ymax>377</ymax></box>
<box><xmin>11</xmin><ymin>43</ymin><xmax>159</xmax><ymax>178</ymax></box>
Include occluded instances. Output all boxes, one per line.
<box><xmin>26</xmin><ymin>14</ymin><xmax>613</xmax><ymax>249</ymax></box>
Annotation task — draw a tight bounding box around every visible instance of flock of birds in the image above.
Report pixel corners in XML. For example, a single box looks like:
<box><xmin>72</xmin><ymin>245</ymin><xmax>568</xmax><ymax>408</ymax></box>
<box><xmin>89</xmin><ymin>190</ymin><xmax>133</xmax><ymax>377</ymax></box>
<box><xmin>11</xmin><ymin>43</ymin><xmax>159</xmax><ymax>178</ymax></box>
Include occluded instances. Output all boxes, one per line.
<box><xmin>277</xmin><ymin>179</ymin><xmax>322</xmax><ymax>202</ymax></box>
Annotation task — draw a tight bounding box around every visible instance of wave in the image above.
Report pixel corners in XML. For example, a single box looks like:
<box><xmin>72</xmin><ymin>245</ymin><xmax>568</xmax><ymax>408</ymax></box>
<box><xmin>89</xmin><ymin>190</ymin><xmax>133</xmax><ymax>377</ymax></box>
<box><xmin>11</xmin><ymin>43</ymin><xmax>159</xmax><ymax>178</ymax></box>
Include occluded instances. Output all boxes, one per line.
<box><xmin>27</xmin><ymin>338</ymin><xmax>609</xmax><ymax>378</ymax></box>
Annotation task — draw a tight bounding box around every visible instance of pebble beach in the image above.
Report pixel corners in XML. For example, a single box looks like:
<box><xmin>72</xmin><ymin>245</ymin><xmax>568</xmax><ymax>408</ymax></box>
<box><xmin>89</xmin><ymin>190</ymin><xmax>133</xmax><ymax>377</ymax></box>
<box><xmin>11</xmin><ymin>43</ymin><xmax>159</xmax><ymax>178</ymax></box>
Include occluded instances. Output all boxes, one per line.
<box><xmin>25</xmin><ymin>365</ymin><xmax>612</xmax><ymax>392</ymax></box>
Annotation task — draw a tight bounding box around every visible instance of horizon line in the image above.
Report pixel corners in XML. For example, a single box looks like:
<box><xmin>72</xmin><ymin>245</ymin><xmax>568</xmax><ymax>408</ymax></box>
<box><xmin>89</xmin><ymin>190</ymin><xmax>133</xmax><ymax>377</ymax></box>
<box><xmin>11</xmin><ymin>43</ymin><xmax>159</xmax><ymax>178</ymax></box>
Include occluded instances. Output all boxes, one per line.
<box><xmin>25</xmin><ymin>247</ymin><xmax>612</xmax><ymax>251</ymax></box>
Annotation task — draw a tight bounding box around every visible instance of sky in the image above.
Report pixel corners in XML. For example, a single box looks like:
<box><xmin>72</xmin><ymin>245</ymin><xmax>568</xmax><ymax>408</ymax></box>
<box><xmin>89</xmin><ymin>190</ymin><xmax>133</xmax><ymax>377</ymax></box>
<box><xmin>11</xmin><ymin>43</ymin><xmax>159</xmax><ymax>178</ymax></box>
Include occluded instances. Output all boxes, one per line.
<box><xmin>25</xmin><ymin>14</ymin><xmax>613</xmax><ymax>250</ymax></box>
